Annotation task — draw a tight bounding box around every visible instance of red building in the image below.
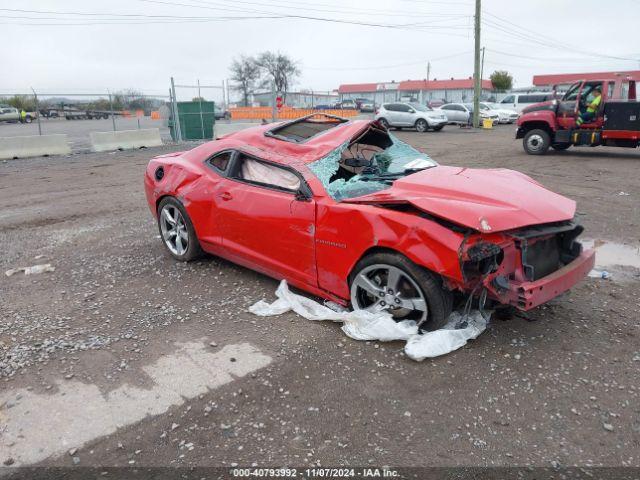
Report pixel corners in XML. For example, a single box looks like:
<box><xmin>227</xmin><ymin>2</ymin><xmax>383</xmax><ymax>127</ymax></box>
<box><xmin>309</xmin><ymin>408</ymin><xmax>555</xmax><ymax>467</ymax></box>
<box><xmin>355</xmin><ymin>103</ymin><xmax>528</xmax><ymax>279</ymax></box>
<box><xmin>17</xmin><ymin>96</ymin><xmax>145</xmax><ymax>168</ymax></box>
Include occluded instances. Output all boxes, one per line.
<box><xmin>337</xmin><ymin>77</ymin><xmax>494</xmax><ymax>104</ymax></box>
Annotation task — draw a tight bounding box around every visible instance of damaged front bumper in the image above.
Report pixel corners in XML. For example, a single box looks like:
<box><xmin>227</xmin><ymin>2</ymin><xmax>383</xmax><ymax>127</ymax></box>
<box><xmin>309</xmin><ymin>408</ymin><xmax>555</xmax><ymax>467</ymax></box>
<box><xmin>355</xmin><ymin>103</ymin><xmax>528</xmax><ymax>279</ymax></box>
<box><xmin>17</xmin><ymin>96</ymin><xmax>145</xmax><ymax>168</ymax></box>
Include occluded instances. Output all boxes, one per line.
<box><xmin>488</xmin><ymin>248</ymin><xmax>595</xmax><ymax>310</ymax></box>
<box><xmin>459</xmin><ymin>220</ymin><xmax>595</xmax><ymax>311</ymax></box>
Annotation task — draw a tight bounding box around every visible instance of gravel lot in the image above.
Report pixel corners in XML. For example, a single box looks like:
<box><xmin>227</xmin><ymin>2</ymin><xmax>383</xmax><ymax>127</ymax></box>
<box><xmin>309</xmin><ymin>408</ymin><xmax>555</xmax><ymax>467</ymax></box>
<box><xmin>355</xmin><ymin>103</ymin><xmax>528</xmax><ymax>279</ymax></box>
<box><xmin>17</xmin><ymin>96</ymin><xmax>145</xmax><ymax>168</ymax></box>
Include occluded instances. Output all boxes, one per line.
<box><xmin>1</xmin><ymin>125</ymin><xmax>639</xmax><ymax>472</ymax></box>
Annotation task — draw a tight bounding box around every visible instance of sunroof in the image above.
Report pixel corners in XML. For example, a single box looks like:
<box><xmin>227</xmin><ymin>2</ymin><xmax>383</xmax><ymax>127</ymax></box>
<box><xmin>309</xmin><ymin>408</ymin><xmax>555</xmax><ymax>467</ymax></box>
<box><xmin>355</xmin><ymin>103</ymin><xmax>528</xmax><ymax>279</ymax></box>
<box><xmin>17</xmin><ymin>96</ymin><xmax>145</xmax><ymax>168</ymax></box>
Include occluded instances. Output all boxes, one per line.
<box><xmin>265</xmin><ymin>114</ymin><xmax>348</xmax><ymax>143</ymax></box>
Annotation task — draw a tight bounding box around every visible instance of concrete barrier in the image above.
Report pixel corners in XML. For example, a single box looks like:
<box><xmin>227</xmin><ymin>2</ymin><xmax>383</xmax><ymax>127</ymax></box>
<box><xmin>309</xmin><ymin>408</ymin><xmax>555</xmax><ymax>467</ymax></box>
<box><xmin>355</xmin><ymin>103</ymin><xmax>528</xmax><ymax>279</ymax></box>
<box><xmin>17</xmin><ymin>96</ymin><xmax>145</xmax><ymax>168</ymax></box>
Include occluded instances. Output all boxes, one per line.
<box><xmin>90</xmin><ymin>128</ymin><xmax>162</xmax><ymax>152</ymax></box>
<box><xmin>0</xmin><ymin>134</ymin><xmax>71</xmax><ymax>160</ymax></box>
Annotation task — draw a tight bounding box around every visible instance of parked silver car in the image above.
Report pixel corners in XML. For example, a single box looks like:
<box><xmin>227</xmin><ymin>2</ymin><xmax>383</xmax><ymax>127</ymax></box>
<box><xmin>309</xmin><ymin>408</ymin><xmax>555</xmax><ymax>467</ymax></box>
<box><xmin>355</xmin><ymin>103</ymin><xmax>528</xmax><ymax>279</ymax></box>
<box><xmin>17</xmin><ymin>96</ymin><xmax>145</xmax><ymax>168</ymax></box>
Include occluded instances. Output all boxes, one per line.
<box><xmin>375</xmin><ymin>102</ymin><xmax>447</xmax><ymax>132</ymax></box>
<box><xmin>438</xmin><ymin>103</ymin><xmax>500</xmax><ymax>125</ymax></box>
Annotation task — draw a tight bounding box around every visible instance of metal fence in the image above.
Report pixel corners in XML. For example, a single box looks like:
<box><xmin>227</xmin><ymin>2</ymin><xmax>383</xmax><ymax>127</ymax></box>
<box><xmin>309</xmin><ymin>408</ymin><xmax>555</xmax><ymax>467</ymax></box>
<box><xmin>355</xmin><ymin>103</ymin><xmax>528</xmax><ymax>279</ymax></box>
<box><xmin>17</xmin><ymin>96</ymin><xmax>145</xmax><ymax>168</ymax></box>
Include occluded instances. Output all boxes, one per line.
<box><xmin>0</xmin><ymin>88</ymin><xmax>171</xmax><ymax>137</ymax></box>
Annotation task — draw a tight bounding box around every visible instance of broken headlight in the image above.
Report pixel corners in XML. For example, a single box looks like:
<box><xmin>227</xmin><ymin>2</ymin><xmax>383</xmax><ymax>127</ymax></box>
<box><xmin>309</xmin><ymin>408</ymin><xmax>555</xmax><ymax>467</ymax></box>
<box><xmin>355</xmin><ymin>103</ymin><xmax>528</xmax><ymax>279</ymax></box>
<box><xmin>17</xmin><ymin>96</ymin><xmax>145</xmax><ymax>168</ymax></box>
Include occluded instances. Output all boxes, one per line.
<box><xmin>462</xmin><ymin>242</ymin><xmax>503</xmax><ymax>279</ymax></box>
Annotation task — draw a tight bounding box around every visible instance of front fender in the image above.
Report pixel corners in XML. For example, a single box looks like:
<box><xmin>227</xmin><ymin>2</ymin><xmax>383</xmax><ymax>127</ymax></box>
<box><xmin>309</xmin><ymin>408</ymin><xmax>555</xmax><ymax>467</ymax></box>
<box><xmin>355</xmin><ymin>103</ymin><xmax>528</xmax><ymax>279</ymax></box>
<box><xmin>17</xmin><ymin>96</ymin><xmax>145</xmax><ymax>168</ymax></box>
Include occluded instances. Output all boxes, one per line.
<box><xmin>516</xmin><ymin>111</ymin><xmax>558</xmax><ymax>138</ymax></box>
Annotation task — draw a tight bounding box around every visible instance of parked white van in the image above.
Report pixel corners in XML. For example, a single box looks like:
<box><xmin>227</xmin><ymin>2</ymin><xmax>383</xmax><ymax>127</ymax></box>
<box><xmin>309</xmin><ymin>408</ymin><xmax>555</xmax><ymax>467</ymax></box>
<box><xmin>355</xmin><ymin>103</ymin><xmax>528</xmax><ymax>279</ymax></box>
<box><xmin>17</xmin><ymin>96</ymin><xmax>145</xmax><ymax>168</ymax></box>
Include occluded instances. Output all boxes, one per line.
<box><xmin>499</xmin><ymin>92</ymin><xmax>556</xmax><ymax>113</ymax></box>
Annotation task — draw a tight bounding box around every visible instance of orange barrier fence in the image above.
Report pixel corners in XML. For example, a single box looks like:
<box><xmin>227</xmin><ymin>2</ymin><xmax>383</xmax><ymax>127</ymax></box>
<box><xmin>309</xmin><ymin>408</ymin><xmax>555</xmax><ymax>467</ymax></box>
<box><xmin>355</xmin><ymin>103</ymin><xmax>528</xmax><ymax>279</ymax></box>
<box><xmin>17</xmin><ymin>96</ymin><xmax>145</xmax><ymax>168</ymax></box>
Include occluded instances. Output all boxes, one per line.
<box><xmin>230</xmin><ymin>107</ymin><xmax>359</xmax><ymax>120</ymax></box>
<box><xmin>150</xmin><ymin>111</ymin><xmax>161</xmax><ymax>120</ymax></box>
<box><xmin>122</xmin><ymin>109</ymin><xmax>145</xmax><ymax>118</ymax></box>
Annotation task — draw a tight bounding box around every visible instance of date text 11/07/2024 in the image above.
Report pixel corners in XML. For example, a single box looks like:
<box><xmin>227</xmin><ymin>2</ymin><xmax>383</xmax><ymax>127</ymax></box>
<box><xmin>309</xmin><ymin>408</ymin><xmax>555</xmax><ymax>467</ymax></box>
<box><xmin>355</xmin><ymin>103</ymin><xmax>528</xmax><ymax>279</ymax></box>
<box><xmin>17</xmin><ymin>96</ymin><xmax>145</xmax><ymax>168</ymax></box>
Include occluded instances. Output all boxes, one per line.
<box><xmin>231</xmin><ymin>467</ymin><xmax>399</xmax><ymax>478</ymax></box>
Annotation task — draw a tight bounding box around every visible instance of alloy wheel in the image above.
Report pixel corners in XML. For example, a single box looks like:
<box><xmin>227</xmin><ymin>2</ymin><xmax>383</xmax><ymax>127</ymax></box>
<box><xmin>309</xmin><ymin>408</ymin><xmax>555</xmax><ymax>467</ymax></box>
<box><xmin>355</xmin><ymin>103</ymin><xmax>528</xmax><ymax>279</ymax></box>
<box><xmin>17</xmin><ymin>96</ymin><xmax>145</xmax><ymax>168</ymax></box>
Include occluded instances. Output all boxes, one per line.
<box><xmin>351</xmin><ymin>264</ymin><xmax>428</xmax><ymax>324</ymax></box>
<box><xmin>159</xmin><ymin>204</ymin><xmax>189</xmax><ymax>256</ymax></box>
<box><xmin>416</xmin><ymin>119</ymin><xmax>428</xmax><ymax>132</ymax></box>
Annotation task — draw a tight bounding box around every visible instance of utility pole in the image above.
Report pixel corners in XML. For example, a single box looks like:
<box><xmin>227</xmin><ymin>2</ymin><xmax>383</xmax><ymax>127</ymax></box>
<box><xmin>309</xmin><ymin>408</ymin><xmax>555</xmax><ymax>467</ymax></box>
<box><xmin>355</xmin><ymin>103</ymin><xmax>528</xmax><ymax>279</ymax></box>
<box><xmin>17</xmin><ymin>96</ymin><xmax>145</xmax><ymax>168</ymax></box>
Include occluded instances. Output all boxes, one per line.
<box><xmin>472</xmin><ymin>0</ymin><xmax>481</xmax><ymax>128</ymax></box>
<box><xmin>426</xmin><ymin>61</ymin><xmax>431</xmax><ymax>82</ymax></box>
<box><xmin>480</xmin><ymin>47</ymin><xmax>485</xmax><ymax>84</ymax></box>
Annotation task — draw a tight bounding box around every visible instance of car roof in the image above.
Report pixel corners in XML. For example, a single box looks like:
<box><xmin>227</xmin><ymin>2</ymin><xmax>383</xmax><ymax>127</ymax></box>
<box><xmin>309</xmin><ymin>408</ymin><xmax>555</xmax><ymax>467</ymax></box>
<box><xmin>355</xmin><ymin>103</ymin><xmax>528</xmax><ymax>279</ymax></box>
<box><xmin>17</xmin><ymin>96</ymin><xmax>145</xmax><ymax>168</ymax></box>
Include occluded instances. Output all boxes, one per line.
<box><xmin>183</xmin><ymin>116</ymin><xmax>373</xmax><ymax>166</ymax></box>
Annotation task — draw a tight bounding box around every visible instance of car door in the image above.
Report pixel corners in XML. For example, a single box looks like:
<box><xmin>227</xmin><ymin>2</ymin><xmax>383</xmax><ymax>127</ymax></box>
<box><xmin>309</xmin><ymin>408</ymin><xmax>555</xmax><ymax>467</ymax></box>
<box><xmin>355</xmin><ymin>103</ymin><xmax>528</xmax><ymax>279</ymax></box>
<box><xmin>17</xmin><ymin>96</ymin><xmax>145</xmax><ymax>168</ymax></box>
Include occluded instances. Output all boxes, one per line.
<box><xmin>500</xmin><ymin>95</ymin><xmax>516</xmax><ymax>111</ymax></box>
<box><xmin>440</xmin><ymin>105</ymin><xmax>455</xmax><ymax>123</ymax></box>
<box><xmin>212</xmin><ymin>152</ymin><xmax>317</xmax><ymax>287</ymax></box>
<box><xmin>394</xmin><ymin>103</ymin><xmax>415</xmax><ymax>126</ymax></box>
<box><xmin>383</xmin><ymin>103</ymin><xmax>402</xmax><ymax>125</ymax></box>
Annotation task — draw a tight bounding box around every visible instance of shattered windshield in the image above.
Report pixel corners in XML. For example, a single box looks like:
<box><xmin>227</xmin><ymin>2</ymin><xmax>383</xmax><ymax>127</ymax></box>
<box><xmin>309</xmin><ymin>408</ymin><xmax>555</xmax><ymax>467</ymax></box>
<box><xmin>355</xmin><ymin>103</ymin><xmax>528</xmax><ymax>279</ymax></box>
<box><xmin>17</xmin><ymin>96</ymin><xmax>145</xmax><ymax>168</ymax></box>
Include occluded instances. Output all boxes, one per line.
<box><xmin>308</xmin><ymin>129</ymin><xmax>437</xmax><ymax>201</ymax></box>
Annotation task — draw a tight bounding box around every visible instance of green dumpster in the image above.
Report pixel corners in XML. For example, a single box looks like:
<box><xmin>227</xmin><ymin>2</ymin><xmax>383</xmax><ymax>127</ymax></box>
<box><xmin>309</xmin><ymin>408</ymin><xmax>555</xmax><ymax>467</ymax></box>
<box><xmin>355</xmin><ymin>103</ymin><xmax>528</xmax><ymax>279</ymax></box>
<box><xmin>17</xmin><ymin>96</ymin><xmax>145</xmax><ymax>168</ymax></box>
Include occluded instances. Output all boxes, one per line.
<box><xmin>171</xmin><ymin>101</ymin><xmax>216</xmax><ymax>141</ymax></box>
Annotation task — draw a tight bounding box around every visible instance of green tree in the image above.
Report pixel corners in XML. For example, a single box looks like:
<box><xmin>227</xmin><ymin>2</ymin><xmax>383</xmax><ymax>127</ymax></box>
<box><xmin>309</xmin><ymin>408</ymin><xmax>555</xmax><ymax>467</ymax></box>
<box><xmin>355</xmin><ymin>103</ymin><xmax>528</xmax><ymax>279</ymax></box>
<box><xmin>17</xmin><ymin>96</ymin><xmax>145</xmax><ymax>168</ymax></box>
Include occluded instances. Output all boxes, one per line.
<box><xmin>0</xmin><ymin>95</ymin><xmax>37</xmax><ymax>111</ymax></box>
<box><xmin>229</xmin><ymin>55</ymin><xmax>261</xmax><ymax>107</ymax></box>
<box><xmin>490</xmin><ymin>70</ymin><xmax>513</xmax><ymax>92</ymax></box>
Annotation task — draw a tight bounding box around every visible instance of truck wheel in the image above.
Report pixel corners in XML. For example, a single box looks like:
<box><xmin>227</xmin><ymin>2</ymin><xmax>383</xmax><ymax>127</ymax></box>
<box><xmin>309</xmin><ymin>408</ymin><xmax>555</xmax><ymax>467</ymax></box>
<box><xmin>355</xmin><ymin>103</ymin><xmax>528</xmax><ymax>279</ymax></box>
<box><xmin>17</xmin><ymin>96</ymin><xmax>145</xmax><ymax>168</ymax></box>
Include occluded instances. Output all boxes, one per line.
<box><xmin>523</xmin><ymin>129</ymin><xmax>550</xmax><ymax>155</ymax></box>
<box><xmin>552</xmin><ymin>143</ymin><xmax>570</xmax><ymax>151</ymax></box>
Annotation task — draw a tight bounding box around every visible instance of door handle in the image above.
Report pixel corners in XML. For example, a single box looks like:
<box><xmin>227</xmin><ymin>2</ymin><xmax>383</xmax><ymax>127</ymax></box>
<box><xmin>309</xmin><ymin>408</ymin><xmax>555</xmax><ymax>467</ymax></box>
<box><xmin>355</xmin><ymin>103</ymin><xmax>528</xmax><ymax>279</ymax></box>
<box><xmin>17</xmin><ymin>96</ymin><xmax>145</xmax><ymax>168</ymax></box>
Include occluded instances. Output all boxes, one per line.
<box><xmin>219</xmin><ymin>191</ymin><xmax>233</xmax><ymax>201</ymax></box>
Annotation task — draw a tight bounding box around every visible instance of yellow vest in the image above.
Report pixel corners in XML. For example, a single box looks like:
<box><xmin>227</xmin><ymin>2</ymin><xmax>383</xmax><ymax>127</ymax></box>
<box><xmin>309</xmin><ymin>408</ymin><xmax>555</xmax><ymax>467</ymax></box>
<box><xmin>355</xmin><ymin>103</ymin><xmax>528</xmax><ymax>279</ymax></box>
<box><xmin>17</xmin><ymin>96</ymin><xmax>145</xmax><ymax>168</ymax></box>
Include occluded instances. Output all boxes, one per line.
<box><xmin>587</xmin><ymin>94</ymin><xmax>602</xmax><ymax>113</ymax></box>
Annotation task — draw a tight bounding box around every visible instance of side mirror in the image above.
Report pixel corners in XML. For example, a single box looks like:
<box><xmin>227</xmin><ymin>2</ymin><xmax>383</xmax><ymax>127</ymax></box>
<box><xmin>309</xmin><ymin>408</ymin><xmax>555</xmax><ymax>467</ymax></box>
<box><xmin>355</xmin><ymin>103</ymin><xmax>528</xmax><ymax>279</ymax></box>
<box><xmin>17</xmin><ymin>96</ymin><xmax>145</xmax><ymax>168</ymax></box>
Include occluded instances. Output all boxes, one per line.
<box><xmin>295</xmin><ymin>189</ymin><xmax>311</xmax><ymax>202</ymax></box>
<box><xmin>408</xmin><ymin>109</ymin><xmax>415</xmax><ymax>113</ymax></box>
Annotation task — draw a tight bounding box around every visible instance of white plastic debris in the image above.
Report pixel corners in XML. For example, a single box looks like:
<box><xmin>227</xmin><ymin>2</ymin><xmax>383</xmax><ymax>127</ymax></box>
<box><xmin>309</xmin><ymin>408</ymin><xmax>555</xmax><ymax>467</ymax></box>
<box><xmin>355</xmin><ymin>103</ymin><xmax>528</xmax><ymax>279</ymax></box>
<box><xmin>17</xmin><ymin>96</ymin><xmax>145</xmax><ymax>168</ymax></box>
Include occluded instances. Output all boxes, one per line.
<box><xmin>250</xmin><ymin>280</ymin><xmax>489</xmax><ymax>359</ymax></box>
<box><xmin>588</xmin><ymin>269</ymin><xmax>611</xmax><ymax>279</ymax></box>
<box><xmin>250</xmin><ymin>280</ymin><xmax>418</xmax><ymax>342</ymax></box>
<box><xmin>5</xmin><ymin>263</ymin><xmax>55</xmax><ymax>277</ymax></box>
<box><xmin>404</xmin><ymin>310</ymin><xmax>487</xmax><ymax>361</ymax></box>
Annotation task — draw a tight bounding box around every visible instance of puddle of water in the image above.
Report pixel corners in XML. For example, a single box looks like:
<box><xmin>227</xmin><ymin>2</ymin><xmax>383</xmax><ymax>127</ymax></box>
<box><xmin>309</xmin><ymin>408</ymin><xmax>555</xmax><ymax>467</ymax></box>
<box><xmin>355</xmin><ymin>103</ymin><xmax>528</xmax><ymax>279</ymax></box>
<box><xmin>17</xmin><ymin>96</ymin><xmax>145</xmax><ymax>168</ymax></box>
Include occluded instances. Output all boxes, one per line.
<box><xmin>0</xmin><ymin>342</ymin><xmax>271</xmax><ymax>466</ymax></box>
<box><xmin>582</xmin><ymin>240</ymin><xmax>640</xmax><ymax>269</ymax></box>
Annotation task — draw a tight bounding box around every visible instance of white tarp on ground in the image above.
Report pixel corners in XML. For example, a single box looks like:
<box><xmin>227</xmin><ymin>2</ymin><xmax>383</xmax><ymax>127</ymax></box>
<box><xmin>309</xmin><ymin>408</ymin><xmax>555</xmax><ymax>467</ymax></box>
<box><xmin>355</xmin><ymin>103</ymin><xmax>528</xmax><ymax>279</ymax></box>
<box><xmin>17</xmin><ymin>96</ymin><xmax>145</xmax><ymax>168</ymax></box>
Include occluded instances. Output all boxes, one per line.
<box><xmin>5</xmin><ymin>263</ymin><xmax>55</xmax><ymax>277</ymax></box>
<box><xmin>249</xmin><ymin>280</ymin><xmax>489</xmax><ymax>360</ymax></box>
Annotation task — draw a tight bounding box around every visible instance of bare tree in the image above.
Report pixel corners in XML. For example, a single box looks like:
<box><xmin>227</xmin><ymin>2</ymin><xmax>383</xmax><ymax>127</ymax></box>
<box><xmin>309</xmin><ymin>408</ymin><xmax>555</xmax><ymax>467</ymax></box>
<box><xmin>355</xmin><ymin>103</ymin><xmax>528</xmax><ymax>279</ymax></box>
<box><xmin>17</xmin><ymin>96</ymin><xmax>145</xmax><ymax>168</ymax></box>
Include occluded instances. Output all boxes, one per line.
<box><xmin>229</xmin><ymin>55</ymin><xmax>261</xmax><ymax>107</ymax></box>
<box><xmin>256</xmin><ymin>52</ymin><xmax>300</xmax><ymax>103</ymax></box>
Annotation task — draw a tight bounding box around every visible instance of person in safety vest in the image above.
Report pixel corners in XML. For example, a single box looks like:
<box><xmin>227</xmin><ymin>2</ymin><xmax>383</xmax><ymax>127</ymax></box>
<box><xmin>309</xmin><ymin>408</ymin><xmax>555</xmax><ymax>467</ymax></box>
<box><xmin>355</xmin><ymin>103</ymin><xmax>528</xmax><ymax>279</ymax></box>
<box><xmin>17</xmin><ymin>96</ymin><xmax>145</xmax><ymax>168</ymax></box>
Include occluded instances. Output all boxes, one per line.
<box><xmin>20</xmin><ymin>109</ymin><xmax>27</xmax><ymax>123</ymax></box>
<box><xmin>576</xmin><ymin>87</ymin><xmax>602</xmax><ymax>126</ymax></box>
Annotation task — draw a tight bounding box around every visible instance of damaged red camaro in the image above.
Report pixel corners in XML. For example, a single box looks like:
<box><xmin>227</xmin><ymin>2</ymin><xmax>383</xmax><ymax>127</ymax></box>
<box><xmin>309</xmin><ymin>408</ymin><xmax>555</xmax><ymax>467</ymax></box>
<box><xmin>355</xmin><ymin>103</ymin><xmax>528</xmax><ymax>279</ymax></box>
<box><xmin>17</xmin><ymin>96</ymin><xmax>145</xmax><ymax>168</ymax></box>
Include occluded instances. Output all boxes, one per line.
<box><xmin>144</xmin><ymin>114</ymin><xmax>595</xmax><ymax>330</ymax></box>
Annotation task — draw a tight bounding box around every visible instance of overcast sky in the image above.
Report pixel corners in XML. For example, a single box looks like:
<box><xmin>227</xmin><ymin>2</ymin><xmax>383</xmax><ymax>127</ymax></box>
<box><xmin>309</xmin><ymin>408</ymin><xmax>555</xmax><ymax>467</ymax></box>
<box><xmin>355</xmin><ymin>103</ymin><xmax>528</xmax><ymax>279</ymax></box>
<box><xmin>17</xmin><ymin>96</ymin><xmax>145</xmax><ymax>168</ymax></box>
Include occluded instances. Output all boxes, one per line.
<box><xmin>3</xmin><ymin>0</ymin><xmax>639</xmax><ymax>102</ymax></box>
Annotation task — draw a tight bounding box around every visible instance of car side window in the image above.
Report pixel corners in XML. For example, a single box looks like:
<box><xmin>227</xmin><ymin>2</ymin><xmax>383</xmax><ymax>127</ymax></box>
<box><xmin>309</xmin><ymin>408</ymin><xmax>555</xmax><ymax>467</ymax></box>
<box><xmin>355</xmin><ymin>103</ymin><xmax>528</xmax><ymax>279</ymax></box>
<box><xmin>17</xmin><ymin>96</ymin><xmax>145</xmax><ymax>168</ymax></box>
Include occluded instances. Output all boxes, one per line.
<box><xmin>384</xmin><ymin>104</ymin><xmax>398</xmax><ymax>112</ymax></box>
<box><xmin>232</xmin><ymin>154</ymin><xmax>301</xmax><ymax>193</ymax></box>
<box><xmin>397</xmin><ymin>104</ymin><xmax>411</xmax><ymax>112</ymax></box>
<box><xmin>453</xmin><ymin>105</ymin><xmax>464</xmax><ymax>111</ymax></box>
<box><xmin>207</xmin><ymin>151</ymin><xmax>233</xmax><ymax>172</ymax></box>
<box><xmin>440</xmin><ymin>105</ymin><xmax>452</xmax><ymax>110</ymax></box>
<box><xmin>501</xmin><ymin>95</ymin><xmax>514</xmax><ymax>104</ymax></box>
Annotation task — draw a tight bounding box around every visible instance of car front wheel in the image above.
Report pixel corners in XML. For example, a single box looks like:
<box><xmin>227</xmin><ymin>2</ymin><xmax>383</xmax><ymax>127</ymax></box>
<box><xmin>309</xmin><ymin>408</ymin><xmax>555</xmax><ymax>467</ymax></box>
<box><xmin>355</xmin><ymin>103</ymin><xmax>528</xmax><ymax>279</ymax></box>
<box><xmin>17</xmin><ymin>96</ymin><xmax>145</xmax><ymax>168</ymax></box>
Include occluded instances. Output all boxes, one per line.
<box><xmin>349</xmin><ymin>252</ymin><xmax>452</xmax><ymax>331</ymax></box>
<box><xmin>523</xmin><ymin>129</ymin><xmax>551</xmax><ymax>155</ymax></box>
<box><xmin>415</xmin><ymin>118</ymin><xmax>428</xmax><ymax>132</ymax></box>
<box><xmin>157</xmin><ymin>197</ymin><xmax>202</xmax><ymax>261</ymax></box>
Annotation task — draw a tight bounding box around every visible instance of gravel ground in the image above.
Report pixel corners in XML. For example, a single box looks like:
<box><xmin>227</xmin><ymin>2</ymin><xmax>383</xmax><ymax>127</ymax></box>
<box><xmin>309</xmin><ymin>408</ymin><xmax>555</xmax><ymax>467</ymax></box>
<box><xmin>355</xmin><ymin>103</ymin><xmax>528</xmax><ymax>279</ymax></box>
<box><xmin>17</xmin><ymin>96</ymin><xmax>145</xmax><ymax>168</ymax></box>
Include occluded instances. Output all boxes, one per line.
<box><xmin>0</xmin><ymin>125</ymin><xmax>639</xmax><ymax>471</ymax></box>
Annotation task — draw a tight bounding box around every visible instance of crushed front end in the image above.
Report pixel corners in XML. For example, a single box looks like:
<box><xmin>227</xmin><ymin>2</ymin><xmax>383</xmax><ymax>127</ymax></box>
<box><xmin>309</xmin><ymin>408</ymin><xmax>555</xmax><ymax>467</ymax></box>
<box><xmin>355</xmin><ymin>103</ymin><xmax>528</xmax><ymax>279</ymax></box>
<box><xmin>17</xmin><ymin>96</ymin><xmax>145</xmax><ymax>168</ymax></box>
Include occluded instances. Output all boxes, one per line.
<box><xmin>459</xmin><ymin>220</ymin><xmax>595</xmax><ymax>310</ymax></box>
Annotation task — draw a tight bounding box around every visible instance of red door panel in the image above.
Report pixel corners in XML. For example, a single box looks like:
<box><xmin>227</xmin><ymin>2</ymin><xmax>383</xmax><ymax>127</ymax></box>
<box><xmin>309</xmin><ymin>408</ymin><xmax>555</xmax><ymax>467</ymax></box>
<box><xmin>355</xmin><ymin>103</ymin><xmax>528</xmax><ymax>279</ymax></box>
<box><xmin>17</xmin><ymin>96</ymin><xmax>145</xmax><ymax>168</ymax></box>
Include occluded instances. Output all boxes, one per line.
<box><xmin>213</xmin><ymin>179</ymin><xmax>317</xmax><ymax>287</ymax></box>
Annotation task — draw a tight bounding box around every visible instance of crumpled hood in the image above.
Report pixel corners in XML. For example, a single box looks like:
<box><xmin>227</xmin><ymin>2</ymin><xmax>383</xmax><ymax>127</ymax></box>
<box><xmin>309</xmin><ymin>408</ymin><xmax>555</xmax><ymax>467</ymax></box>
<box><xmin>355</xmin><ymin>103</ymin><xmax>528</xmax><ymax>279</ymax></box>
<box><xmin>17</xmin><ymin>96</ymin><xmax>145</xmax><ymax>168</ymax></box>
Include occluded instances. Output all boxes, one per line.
<box><xmin>343</xmin><ymin>166</ymin><xmax>576</xmax><ymax>232</ymax></box>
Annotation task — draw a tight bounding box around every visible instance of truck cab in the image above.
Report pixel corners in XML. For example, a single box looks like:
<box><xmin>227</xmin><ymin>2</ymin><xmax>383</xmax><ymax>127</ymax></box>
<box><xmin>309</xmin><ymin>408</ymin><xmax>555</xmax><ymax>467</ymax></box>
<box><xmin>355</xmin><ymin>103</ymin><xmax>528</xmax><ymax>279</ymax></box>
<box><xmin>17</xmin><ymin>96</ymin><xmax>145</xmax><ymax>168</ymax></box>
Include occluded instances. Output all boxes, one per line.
<box><xmin>516</xmin><ymin>77</ymin><xmax>639</xmax><ymax>154</ymax></box>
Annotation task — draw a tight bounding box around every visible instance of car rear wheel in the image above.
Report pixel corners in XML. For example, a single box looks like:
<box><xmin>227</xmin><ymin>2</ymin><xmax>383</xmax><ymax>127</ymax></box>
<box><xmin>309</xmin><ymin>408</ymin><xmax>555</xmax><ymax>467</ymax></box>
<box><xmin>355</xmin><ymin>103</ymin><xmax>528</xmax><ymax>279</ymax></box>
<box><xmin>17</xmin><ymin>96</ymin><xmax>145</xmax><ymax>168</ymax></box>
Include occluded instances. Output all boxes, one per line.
<box><xmin>157</xmin><ymin>197</ymin><xmax>202</xmax><ymax>261</ymax></box>
<box><xmin>523</xmin><ymin>129</ymin><xmax>551</xmax><ymax>155</ymax></box>
<box><xmin>377</xmin><ymin>118</ymin><xmax>389</xmax><ymax>129</ymax></box>
<box><xmin>415</xmin><ymin>119</ymin><xmax>428</xmax><ymax>133</ymax></box>
<box><xmin>349</xmin><ymin>252</ymin><xmax>453</xmax><ymax>331</ymax></box>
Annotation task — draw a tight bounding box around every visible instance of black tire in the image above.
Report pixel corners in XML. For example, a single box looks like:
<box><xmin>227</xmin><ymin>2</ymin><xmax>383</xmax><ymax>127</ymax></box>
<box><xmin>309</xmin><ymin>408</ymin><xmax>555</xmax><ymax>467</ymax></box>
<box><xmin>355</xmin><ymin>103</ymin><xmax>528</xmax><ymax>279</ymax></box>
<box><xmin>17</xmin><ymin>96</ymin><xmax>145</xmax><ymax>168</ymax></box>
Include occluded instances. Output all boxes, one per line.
<box><xmin>377</xmin><ymin>118</ymin><xmax>389</xmax><ymax>129</ymax></box>
<box><xmin>432</xmin><ymin>125</ymin><xmax>444</xmax><ymax>131</ymax></box>
<box><xmin>157</xmin><ymin>197</ymin><xmax>203</xmax><ymax>262</ymax></box>
<box><xmin>552</xmin><ymin>143</ymin><xmax>571</xmax><ymax>151</ymax></box>
<box><xmin>523</xmin><ymin>128</ymin><xmax>551</xmax><ymax>155</ymax></box>
<box><xmin>415</xmin><ymin>118</ymin><xmax>428</xmax><ymax>133</ymax></box>
<box><xmin>349</xmin><ymin>252</ymin><xmax>453</xmax><ymax>331</ymax></box>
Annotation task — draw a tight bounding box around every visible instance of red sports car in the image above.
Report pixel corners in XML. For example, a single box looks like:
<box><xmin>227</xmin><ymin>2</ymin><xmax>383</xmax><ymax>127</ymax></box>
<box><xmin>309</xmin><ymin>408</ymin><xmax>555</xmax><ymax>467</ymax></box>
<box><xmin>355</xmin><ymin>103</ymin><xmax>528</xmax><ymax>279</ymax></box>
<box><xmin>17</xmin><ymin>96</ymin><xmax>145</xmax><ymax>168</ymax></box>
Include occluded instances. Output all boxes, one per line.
<box><xmin>144</xmin><ymin>115</ymin><xmax>595</xmax><ymax>331</ymax></box>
